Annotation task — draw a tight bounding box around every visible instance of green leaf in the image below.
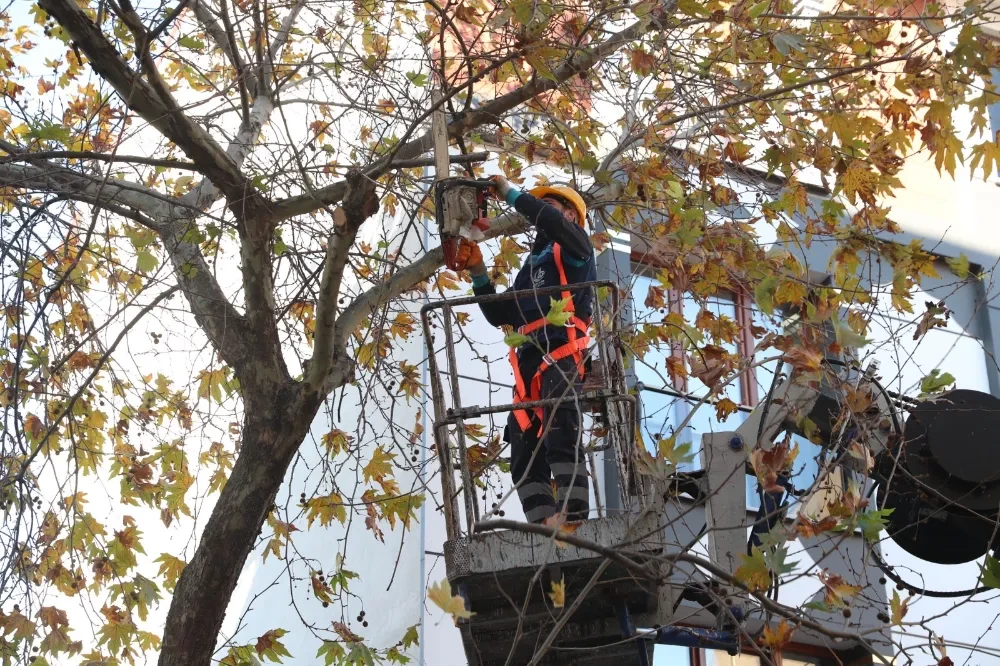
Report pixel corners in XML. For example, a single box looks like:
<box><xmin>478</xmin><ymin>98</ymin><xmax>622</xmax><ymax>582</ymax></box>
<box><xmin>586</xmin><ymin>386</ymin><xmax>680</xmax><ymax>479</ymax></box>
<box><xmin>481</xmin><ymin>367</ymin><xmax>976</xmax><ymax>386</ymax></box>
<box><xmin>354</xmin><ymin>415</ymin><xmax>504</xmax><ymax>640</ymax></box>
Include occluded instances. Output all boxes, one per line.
<box><xmin>946</xmin><ymin>252</ymin><xmax>970</xmax><ymax>279</ymax></box>
<box><xmin>657</xmin><ymin>435</ymin><xmax>694</xmax><ymax>467</ymax></box>
<box><xmin>772</xmin><ymin>33</ymin><xmax>805</xmax><ymax>56</ymax></box>
<box><xmin>132</xmin><ymin>574</ymin><xmax>162</xmax><ymax>621</ymax></box>
<box><xmin>919</xmin><ymin>369</ymin><xmax>955</xmax><ymax>396</ymax></box>
<box><xmin>980</xmin><ymin>554</ymin><xmax>1000</xmax><ymax>589</ymax></box>
<box><xmin>545</xmin><ymin>297</ymin><xmax>574</xmax><ymax>327</ymax></box>
<box><xmin>178</xmin><ymin>35</ymin><xmax>206</xmax><ymax>50</ymax></box>
<box><xmin>504</xmin><ymin>331</ymin><xmax>530</xmax><ymax>347</ymax></box>
<box><xmin>735</xmin><ymin>547</ymin><xmax>770</xmax><ymax>592</ymax></box>
<box><xmin>666</xmin><ymin>180</ymin><xmax>684</xmax><ymax>200</ymax></box>
<box><xmin>749</xmin><ymin>0</ymin><xmax>769</xmax><ymax>18</ymax></box>
<box><xmin>511</xmin><ymin>0</ymin><xmax>533</xmax><ymax>24</ymax></box>
<box><xmin>406</xmin><ymin>72</ymin><xmax>428</xmax><ymax>87</ymax></box>
<box><xmin>676</xmin><ymin>0</ymin><xmax>711</xmax><ymax>16</ymax></box>
<box><xmin>754</xmin><ymin>276</ymin><xmax>778</xmax><ymax>315</ymax></box>
<box><xmin>400</xmin><ymin>625</ymin><xmax>419</xmax><ymax>649</ymax></box>
<box><xmin>346</xmin><ymin>643</ymin><xmax>377</xmax><ymax>666</ymax></box>
<box><xmin>755</xmin><ymin>526</ymin><xmax>790</xmax><ymax>551</ymax></box>
<box><xmin>856</xmin><ymin>507</ymin><xmax>893</xmax><ymax>542</ymax></box>
<box><xmin>136</xmin><ymin>249</ymin><xmax>158</xmax><ymax>273</ymax></box>
<box><xmin>317</xmin><ymin>641</ymin><xmax>346</xmax><ymax>666</ymax></box>
<box><xmin>834</xmin><ymin>316</ymin><xmax>871</xmax><ymax>348</ymax></box>
<box><xmin>526</xmin><ymin>51</ymin><xmax>557</xmax><ymax>81</ymax></box>
<box><xmin>28</xmin><ymin>122</ymin><xmax>71</xmax><ymax>143</ymax></box>
<box><xmin>762</xmin><ymin>544</ymin><xmax>799</xmax><ymax>576</ymax></box>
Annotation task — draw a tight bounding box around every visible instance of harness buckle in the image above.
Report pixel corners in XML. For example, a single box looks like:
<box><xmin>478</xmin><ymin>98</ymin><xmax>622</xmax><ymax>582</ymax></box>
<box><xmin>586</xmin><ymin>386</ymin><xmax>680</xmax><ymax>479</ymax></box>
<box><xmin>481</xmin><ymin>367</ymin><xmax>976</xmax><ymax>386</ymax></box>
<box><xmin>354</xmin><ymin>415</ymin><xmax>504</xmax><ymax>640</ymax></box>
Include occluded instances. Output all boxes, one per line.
<box><xmin>542</xmin><ymin>353</ymin><xmax>556</xmax><ymax>366</ymax></box>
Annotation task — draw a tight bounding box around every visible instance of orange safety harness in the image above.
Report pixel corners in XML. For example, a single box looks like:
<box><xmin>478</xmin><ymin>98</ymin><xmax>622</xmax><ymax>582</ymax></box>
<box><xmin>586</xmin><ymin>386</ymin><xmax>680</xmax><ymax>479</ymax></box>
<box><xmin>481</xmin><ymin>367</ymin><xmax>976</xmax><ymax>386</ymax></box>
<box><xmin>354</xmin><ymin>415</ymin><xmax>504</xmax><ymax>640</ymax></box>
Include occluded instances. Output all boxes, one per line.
<box><xmin>508</xmin><ymin>243</ymin><xmax>591</xmax><ymax>434</ymax></box>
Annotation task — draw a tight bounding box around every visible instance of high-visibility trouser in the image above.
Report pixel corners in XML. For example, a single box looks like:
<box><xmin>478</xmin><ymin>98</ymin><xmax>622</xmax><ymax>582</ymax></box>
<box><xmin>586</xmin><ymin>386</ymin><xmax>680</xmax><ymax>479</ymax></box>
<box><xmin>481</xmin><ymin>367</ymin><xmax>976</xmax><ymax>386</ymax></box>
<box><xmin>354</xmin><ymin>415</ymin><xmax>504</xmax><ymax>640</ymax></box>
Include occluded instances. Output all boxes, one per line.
<box><xmin>506</xmin><ymin>352</ymin><xmax>590</xmax><ymax>524</ymax></box>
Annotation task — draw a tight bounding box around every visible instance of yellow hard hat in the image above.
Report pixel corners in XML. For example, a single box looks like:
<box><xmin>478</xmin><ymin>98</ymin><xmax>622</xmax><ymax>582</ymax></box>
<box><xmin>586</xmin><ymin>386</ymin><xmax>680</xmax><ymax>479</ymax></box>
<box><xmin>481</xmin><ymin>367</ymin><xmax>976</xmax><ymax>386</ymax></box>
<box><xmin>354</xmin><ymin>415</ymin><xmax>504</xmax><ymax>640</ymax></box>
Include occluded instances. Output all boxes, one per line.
<box><xmin>529</xmin><ymin>185</ymin><xmax>587</xmax><ymax>228</ymax></box>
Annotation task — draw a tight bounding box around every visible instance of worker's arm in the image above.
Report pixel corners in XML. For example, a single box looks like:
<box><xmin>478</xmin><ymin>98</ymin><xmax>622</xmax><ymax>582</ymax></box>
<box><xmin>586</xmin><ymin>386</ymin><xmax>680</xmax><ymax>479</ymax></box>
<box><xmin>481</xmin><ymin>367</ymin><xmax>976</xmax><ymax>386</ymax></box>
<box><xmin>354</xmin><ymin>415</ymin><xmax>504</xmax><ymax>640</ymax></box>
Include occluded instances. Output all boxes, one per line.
<box><xmin>456</xmin><ymin>240</ymin><xmax>520</xmax><ymax>327</ymax></box>
<box><xmin>468</xmin><ymin>262</ymin><xmax>522</xmax><ymax>328</ymax></box>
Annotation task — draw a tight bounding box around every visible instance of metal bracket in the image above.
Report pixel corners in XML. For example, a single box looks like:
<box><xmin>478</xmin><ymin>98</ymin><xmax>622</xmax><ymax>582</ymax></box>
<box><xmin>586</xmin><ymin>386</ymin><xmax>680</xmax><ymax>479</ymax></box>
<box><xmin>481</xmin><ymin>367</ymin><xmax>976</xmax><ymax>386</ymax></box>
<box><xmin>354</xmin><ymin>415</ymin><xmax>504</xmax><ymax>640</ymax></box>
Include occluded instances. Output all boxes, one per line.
<box><xmin>701</xmin><ymin>432</ymin><xmax>749</xmax><ymax>619</ymax></box>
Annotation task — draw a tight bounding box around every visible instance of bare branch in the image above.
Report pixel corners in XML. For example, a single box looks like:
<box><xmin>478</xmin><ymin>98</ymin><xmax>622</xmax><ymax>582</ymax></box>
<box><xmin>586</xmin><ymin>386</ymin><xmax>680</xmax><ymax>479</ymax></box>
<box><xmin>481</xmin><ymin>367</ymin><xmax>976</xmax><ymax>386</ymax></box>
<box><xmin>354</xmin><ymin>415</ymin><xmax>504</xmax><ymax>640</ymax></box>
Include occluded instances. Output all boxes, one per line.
<box><xmin>191</xmin><ymin>0</ymin><xmax>257</xmax><ymax>109</ymax></box>
<box><xmin>148</xmin><ymin>0</ymin><xmax>194</xmax><ymax>43</ymax></box>
<box><xmin>270</xmin><ymin>6</ymin><xmax>677</xmax><ymax>222</ymax></box>
<box><xmin>329</xmin><ymin>209</ymin><xmax>526</xmax><ymax>385</ymax></box>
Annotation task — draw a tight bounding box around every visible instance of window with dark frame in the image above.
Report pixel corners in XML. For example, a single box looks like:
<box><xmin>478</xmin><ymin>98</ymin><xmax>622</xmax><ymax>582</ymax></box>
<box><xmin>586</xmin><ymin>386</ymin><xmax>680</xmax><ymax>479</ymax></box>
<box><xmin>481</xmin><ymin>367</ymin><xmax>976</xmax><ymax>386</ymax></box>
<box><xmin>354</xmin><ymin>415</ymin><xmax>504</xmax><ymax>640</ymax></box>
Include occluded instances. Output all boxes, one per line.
<box><xmin>628</xmin><ymin>257</ymin><xmax>826</xmax><ymax>512</ymax></box>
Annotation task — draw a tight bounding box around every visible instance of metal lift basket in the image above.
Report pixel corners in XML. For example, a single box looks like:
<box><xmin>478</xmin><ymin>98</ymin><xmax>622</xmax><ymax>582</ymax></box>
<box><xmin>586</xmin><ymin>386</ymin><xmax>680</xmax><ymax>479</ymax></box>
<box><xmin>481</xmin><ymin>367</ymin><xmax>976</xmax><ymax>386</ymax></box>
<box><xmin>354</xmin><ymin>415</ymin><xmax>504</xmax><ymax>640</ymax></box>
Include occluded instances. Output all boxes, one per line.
<box><xmin>420</xmin><ymin>280</ymin><xmax>672</xmax><ymax>665</ymax></box>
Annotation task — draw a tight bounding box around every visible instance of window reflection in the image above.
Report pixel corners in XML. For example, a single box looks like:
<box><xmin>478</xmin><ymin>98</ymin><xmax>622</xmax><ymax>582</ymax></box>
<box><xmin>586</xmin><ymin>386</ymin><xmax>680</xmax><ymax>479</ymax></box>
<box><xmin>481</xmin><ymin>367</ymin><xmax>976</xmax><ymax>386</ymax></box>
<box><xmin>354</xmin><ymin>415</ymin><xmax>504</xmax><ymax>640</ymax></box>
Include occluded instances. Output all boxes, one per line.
<box><xmin>703</xmin><ymin>651</ymin><xmax>761</xmax><ymax>666</ymax></box>
<box><xmin>652</xmin><ymin>644</ymin><xmax>691</xmax><ymax>665</ymax></box>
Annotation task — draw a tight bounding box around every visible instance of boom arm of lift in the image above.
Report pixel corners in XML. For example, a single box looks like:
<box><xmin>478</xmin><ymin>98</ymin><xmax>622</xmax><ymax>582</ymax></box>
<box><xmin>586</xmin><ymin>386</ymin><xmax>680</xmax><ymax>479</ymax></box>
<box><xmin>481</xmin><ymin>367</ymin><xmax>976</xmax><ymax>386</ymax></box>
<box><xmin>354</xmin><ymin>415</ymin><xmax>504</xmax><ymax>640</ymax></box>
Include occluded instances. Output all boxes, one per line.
<box><xmin>681</xmin><ymin>362</ymin><xmax>891</xmax><ymax>638</ymax></box>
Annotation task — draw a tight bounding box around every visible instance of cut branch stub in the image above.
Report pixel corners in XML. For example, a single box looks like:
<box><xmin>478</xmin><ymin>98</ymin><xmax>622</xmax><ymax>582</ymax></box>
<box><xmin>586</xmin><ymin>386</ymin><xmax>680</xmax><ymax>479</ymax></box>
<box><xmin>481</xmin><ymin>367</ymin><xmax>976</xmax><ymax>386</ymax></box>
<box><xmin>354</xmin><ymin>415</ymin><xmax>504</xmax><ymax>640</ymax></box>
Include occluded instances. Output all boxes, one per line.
<box><xmin>340</xmin><ymin>170</ymin><xmax>380</xmax><ymax>229</ymax></box>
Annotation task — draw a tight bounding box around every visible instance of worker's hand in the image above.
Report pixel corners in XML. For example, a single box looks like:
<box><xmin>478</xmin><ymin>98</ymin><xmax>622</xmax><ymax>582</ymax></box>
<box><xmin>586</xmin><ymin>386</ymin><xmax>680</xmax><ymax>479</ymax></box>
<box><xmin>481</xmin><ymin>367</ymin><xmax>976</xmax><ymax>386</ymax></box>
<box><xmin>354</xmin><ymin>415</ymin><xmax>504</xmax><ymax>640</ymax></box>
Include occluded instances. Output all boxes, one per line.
<box><xmin>449</xmin><ymin>237</ymin><xmax>484</xmax><ymax>272</ymax></box>
<box><xmin>488</xmin><ymin>175</ymin><xmax>512</xmax><ymax>201</ymax></box>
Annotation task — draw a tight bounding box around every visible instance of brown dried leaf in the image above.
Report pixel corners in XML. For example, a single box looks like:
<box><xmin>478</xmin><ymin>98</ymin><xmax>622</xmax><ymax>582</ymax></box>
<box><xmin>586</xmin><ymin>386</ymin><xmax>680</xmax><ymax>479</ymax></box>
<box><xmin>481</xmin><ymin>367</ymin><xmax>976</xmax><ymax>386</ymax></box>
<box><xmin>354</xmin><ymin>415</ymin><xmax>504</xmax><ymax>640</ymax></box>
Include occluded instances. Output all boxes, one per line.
<box><xmin>818</xmin><ymin>570</ymin><xmax>861</xmax><ymax>608</ymax></box>
<box><xmin>750</xmin><ymin>438</ymin><xmax>798</xmax><ymax>493</ymax></box>
<box><xmin>794</xmin><ymin>516</ymin><xmax>838</xmax><ymax>539</ymax></box>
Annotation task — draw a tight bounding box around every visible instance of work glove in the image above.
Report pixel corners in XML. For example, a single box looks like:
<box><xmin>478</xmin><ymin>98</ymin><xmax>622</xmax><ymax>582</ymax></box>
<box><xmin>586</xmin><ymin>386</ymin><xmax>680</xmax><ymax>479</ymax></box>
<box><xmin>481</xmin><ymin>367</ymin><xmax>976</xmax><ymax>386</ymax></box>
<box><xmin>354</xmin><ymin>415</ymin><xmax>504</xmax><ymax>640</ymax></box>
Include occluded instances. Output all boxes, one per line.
<box><xmin>488</xmin><ymin>175</ymin><xmax>513</xmax><ymax>201</ymax></box>
<box><xmin>446</xmin><ymin>237</ymin><xmax>483</xmax><ymax>272</ymax></box>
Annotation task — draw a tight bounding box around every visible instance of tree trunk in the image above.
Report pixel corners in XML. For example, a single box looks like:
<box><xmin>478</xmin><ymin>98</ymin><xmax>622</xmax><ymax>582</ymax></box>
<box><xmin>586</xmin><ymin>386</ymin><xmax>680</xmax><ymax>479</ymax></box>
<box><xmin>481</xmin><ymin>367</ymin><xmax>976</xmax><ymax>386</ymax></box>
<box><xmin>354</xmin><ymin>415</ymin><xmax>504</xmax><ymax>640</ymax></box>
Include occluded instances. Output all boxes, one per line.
<box><xmin>157</xmin><ymin>380</ymin><xmax>322</xmax><ymax>665</ymax></box>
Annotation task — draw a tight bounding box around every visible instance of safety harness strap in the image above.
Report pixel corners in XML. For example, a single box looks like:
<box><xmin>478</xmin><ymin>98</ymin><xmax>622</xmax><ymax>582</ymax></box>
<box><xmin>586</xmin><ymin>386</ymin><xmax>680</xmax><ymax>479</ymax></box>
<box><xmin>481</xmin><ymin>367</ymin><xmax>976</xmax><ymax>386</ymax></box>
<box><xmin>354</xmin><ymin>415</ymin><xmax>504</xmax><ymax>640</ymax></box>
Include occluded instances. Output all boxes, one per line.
<box><xmin>510</xmin><ymin>243</ymin><xmax>591</xmax><ymax>434</ymax></box>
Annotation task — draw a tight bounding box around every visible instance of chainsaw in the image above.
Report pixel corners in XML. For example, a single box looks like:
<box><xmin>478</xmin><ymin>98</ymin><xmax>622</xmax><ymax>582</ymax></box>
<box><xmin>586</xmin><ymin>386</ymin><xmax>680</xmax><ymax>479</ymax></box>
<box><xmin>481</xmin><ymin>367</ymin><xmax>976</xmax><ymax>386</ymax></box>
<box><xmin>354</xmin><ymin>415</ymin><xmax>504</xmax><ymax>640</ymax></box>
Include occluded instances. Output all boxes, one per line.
<box><xmin>435</xmin><ymin>178</ymin><xmax>494</xmax><ymax>271</ymax></box>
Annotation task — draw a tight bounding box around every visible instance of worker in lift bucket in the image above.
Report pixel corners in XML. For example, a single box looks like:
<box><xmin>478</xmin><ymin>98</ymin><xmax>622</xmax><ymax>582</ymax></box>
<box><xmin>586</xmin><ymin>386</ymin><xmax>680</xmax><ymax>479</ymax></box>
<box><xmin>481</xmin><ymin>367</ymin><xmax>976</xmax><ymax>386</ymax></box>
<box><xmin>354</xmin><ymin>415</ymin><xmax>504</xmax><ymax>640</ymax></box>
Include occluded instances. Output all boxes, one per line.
<box><xmin>450</xmin><ymin>175</ymin><xmax>597</xmax><ymax>525</ymax></box>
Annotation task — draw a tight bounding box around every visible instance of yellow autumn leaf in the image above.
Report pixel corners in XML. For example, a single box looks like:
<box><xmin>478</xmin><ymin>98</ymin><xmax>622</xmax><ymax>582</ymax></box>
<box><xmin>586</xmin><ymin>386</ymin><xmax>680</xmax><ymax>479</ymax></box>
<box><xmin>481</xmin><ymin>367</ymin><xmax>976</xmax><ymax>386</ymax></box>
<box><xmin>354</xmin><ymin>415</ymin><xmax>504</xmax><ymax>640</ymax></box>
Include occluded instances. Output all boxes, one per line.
<box><xmin>735</xmin><ymin>547</ymin><xmax>770</xmax><ymax>593</ymax></box>
<box><xmin>761</xmin><ymin>619</ymin><xmax>795</xmax><ymax>649</ymax></box>
<box><xmin>363</xmin><ymin>446</ymin><xmax>395</xmax><ymax>485</ymax></box>
<box><xmin>545</xmin><ymin>296</ymin><xmax>574</xmax><ymax>327</ymax></box>
<box><xmin>542</xmin><ymin>513</ymin><xmax>581</xmax><ymax>549</ymax></box>
<box><xmin>428</xmin><ymin>579</ymin><xmax>473</xmax><ymax>624</ymax></box>
<box><xmin>819</xmin><ymin>570</ymin><xmax>861</xmax><ymax>608</ymax></box>
<box><xmin>890</xmin><ymin>589</ymin><xmax>909</xmax><ymax>626</ymax></box>
<box><xmin>549</xmin><ymin>577</ymin><xmax>566</xmax><ymax>609</ymax></box>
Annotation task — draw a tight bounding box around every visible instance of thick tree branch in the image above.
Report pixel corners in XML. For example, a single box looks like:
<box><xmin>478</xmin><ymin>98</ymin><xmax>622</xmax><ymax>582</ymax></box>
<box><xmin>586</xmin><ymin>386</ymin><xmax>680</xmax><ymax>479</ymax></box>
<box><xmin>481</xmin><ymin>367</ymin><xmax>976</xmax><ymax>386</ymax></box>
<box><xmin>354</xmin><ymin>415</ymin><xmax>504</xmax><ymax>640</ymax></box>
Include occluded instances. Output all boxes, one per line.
<box><xmin>0</xmin><ymin>162</ymin><xmax>183</xmax><ymax>225</ymax></box>
<box><xmin>328</xmin><ymin>209</ymin><xmax>526</xmax><ymax>389</ymax></box>
<box><xmin>39</xmin><ymin>0</ymin><xmax>271</xmax><ymax>223</ymax></box>
<box><xmin>270</xmin><ymin>6</ymin><xmax>676</xmax><ymax>222</ymax></box>
<box><xmin>0</xmin><ymin>150</ymin><xmax>198</xmax><ymax>170</ymax></box>
<box><xmin>305</xmin><ymin>171</ymin><xmax>380</xmax><ymax>391</ymax></box>
<box><xmin>0</xmin><ymin>161</ymin><xmax>259</xmax><ymax>375</ymax></box>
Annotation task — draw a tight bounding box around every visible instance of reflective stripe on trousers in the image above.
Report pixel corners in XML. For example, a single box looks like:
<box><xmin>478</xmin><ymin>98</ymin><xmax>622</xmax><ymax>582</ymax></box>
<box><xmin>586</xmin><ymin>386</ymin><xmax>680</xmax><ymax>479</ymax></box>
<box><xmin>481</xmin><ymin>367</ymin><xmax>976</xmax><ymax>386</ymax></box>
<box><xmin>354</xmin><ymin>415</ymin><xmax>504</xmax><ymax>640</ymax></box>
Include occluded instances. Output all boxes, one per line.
<box><xmin>507</xmin><ymin>354</ymin><xmax>590</xmax><ymax>524</ymax></box>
